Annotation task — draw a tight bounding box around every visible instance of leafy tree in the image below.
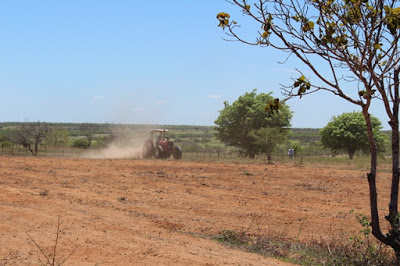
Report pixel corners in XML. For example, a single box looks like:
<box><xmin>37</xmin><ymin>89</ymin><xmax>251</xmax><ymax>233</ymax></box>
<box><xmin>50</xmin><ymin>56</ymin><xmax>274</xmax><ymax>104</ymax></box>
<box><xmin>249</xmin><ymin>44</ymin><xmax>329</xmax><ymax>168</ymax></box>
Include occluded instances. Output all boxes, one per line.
<box><xmin>0</xmin><ymin>135</ymin><xmax>12</xmax><ymax>152</ymax></box>
<box><xmin>45</xmin><ymin>126</ymin><xmax>70</xmax><ymax>150</ymax></box>
<box><xmin>79</xmin><ymin>123</ymin><xmax>95</xmax><ymax>149</ymax></box>
<box><xmin>0</xmin><ymin>135</ymin><xmax>8</xmax><ymax>144</ymax></box>
<box><xmin>218</xmin><ymin>0</ymin><xmax>400</xmax><ymax>258</ymax></box>
<box><xmin>215</xmin><ymin>90</ymin><xmax>292</xmax><ymax>159</ymax></box>
<box><xmin>12</xmin><ymin>122</ymin><xmax>50</xmax><ymax>156</ymax></box>
<box><xmin>249</xmin><ymin>127</ymin><xmax>290</xmax><ymax>162</ymax></box>
<box><xmin>73</xmin><ymin>138</ymin><xmax>90</xmax><ymax>149</ymax></box>
<box><xmin>321</xmin><ymin>112</ymin><xmax>387</xmax><ymax>159</ymax></box>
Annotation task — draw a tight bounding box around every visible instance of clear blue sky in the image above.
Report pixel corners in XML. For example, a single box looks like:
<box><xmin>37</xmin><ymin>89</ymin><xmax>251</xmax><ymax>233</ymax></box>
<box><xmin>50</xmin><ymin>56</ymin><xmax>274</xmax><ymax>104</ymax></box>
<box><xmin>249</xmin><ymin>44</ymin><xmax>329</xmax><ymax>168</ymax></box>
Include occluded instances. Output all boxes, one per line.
<box><xmin>0</xmin><ymin>1</ymin><xmax>389</xmax><ymax>128</ymax></box>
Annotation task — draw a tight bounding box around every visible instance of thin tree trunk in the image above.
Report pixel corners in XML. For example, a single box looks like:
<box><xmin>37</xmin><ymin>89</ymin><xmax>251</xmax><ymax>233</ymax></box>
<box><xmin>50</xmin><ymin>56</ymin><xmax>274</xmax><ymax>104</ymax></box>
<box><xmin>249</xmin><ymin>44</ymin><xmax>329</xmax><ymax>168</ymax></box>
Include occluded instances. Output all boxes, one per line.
<box><xmin>387</xmin><ymin>68</ymin><xmax>400</xmax><ymax>260</ymax></box>
<box><xmin>389</xmin><ymin>67</ymin><xmax>400</xmax><ymax>222</ymax></box>
<box><xmin>34</xmin><ymin>142</ymin><xmax>39</xmax><ymax>156</ymax></box>
<box><xmin>362</xmin><ymin>109</ymin><xmax>386</xmax><ymax>243</ymax></box>
<box><xmin>348</xmin><ymin>149</ymin><xmax>356</xmax><ymax>160</ymax></box>
<box><xmin>266</xmin><ymin>152</ymin><xmax>272</xmax><ymax>164</ymax></box>
<box><xmin>389</xmin><ymin>118</ymin><xmax>399</xmax><ymax>222</ymax></box>
<box><xmin>27</xmin><ymin>145</ymin><xmax>35</xmax><ymax>156</ymax></box>
<box><xmin>365</xmin><ymin>100</ymin><xmax>400</xmax><ymax>258</ymax></box>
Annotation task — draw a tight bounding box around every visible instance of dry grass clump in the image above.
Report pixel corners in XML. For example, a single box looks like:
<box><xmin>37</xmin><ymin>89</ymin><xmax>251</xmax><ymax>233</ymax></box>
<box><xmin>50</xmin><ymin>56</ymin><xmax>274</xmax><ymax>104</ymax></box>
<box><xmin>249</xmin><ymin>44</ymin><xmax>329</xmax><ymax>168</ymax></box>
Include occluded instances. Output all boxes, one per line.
<box><xmin>216</xmin><ymin>212</ymin><xmax>395</xmax><ymax>265</ymax></box>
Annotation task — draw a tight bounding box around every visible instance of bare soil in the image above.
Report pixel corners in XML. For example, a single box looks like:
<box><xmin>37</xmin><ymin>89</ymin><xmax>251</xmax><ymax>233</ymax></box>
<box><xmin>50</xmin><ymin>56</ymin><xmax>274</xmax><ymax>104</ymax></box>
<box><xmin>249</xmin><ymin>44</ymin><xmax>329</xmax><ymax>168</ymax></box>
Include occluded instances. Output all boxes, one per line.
<box><xmin>0</xmin><ymin>157</ymin><xmax>393</xmax><ymax>265</ymax></box>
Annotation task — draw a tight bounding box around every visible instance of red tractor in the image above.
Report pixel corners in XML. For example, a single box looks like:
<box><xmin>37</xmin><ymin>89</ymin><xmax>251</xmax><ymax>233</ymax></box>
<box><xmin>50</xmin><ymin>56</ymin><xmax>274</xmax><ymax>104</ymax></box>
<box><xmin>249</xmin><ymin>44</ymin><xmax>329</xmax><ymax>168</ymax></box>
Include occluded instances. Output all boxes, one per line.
<box><xmin>142</xmin><ymin>129</ymin><xmax>182</xmax><ymax>159</ymax></box>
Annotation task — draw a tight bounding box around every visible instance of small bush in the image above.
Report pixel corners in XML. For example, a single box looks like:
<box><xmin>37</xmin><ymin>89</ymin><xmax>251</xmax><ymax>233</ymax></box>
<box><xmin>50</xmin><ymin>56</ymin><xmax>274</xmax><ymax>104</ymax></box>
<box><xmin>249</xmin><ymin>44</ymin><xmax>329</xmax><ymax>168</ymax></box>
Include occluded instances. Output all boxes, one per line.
<box><xmin>1</xmin><ymin>140</ymin><xmax>12</xmax><ymax>148</ymax></box>
<box><xmin>73</xmin><ymin>138</ymin><xmax>89</xmax><ymax>148</ymax></box>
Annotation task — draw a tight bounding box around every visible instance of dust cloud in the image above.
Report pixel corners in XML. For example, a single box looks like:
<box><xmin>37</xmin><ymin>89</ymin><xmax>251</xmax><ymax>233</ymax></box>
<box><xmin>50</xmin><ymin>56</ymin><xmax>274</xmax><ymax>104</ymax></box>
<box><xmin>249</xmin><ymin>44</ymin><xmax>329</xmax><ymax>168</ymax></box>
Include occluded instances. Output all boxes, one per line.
<box><xmin>80</xmin><ymin>126</ymin><xmax>153</xmax><ymax>159</ymax></box>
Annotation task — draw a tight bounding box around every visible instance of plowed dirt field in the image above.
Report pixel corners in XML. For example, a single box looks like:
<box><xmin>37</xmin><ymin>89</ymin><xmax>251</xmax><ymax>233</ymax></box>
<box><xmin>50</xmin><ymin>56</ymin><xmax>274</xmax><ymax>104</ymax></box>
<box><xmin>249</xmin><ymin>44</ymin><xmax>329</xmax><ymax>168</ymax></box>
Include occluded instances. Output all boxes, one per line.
<box><xmin>0</xmin><ymin>157</ymin><xmax>392</xmax><ymax>265</ymax></box>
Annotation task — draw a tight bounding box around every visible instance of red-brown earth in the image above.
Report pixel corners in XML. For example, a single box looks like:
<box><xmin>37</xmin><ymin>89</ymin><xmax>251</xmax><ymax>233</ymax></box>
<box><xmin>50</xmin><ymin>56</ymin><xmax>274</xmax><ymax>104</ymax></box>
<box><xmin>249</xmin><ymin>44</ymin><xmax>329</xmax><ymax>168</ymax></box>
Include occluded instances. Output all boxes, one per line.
<box><xmin>0</xmin><ymin>157</ymin><xmax>393</xmax><ymax>265</ymax></box>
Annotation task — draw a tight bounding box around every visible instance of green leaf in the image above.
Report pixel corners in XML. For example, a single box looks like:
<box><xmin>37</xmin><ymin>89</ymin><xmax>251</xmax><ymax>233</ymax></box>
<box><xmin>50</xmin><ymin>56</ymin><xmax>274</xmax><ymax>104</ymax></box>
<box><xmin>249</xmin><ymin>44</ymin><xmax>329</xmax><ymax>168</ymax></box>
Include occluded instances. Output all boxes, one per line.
<box><xmin>374</xmin><ymin>43</ymin><xmax>382</xmax><ymax>50</ymax></box>
<box><xmin>217</xmin><ymin>12</ymin><xmax>231</xmax><ymax>28</ymax></box>
<box><xmin>379</xmin><ymin>60</ymin><xmax>387</xmax><ymax>66</ymax></box>
<box><xmin>392</xmin><ymin>7</ymin><xmax>400</xmax><ymax>15</ymax></box>
<box><xmin>302</xmin><ymin>21</ymin><xmax>315</xmax><ymax>32</ymax></box>
<box><xmin>261</xmin><ymin>31</ymin><xmax>270</xmax><ymax>38</ymax></box>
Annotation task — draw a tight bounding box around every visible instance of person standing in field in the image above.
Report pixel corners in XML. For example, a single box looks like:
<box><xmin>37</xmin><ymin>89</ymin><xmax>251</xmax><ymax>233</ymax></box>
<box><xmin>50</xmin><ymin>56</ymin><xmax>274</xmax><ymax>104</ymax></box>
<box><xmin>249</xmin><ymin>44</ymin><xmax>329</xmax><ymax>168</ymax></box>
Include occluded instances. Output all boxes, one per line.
<box><xmin>288</xmin><ymin>148</ymin><xmax>294</xmax><ymax>159</ymax></box>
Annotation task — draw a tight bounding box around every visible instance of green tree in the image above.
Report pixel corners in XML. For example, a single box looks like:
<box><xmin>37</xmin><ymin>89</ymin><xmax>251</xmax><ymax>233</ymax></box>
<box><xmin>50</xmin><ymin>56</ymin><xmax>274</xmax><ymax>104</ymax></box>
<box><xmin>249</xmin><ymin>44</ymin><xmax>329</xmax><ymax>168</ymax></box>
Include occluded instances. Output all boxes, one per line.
<box><xmin>45</xmin><ymin>126</ymin><xmax>70</xmax><ymax>151</ymax></box>
<box><xmin>73</xmin><ymin>138</ymin><xmax>89</xmax><ymax>149</ymax></box>
<box><xmin>218</xmin><ymin>0</ymin><xmax>400</xmax><ymax>258</ymax></box>
<box><xmin>214</xmin><ymin>90</ymin><xmax>292</xmax><ymax>159</ymax></box>
<box><xmin>249</xmin><ymin>127</ymin><xmax>290</xmax><ymax>162</ymax></box>
<box><xmin>321</xmin><ymin>112</ymin><xmax>387</xmax><ymax>159</ymax></box>
<box><xmin>79</xmin><ymin>123</ymin><xmax>96</xmax><ymax>149</ymax></box>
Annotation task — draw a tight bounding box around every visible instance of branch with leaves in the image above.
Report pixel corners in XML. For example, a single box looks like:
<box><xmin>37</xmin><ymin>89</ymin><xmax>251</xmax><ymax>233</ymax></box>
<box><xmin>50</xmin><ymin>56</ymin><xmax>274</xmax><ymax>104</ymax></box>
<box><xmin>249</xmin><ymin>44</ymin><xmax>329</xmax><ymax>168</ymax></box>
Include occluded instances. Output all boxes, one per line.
<box><xmin>218</xmin><ymin>0</ymin><xmax>400</xmax><ymax>260</ymax></box>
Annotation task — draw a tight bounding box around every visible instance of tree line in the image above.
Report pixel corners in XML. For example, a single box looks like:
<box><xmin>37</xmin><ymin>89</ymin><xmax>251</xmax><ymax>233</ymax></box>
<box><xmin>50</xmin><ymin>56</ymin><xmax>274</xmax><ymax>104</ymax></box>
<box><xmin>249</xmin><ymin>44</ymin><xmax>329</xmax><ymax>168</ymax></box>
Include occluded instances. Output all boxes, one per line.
<box><xmin>0</xmin><ymin>110</ymin><xmax>387</xmax><ymax>159</ymax></box>
<box><xmin>0</xmin><ymin>123</ymin><xmax>109</xmax><ymax>156</ymax></box>
<box><xmin>214</xmin><ymin>90</ymin><xmax>388</xmax><ymax>162</ymax></box>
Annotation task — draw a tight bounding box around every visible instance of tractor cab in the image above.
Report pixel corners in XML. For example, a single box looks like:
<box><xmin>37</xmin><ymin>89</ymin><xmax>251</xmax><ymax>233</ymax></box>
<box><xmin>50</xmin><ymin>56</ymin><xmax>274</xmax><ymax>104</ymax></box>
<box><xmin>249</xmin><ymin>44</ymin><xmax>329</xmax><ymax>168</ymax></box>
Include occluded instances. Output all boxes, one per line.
<box><xmin>154</xmin><ymin>129</ymin><xmax>174</xmax><ymax>155</ymax></box>
<box><xmin>143</xmin><ymin>129</ymin><xmax>182</xmax><ymax>159</ymax></box>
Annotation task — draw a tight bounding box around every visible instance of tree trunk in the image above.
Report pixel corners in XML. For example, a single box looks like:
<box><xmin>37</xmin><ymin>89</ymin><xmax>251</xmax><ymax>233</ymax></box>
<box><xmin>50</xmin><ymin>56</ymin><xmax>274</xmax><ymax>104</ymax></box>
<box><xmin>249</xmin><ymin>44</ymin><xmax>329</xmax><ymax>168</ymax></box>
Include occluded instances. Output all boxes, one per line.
<box><xmin>348</xmin><ymin>149</ymin><xmax>356</xmax><ymax>160</ymax></box>
<box><xmin>266</xmin><ymin>152</ymin><xmax>272</xmax><ymax>164</ymax></box>
<box><xmin>387</xmin><ymin>67</ymin><xmax>400</xmax><ymax>257</ymax></box>
<box><xmin>34</xmin><ymin>141</ymin><xmax>39</xmax><ymax>156</ymax></box>
<box><xmin>248</xmin><ymin>151</ymin><xmax>256</xmax><ymax>159</ymax></box>
<box><xmin>364</xmin><ymin>68</ymin><xmax>400</xmax><ymax>258</ymax></box>
<box><xmin>27</xmin><ymin>145</ymin><xmax>35</xmax><ymax>156</ymax></box>
<box><xmin>362</xmin><ymin>109</ymin><xmax>386</xmax><ymax>245</ymax></box>
<box><xmin>388</xmin><ymin>118</ymin><xmax>399</xmax><ymax>224</ymax></box>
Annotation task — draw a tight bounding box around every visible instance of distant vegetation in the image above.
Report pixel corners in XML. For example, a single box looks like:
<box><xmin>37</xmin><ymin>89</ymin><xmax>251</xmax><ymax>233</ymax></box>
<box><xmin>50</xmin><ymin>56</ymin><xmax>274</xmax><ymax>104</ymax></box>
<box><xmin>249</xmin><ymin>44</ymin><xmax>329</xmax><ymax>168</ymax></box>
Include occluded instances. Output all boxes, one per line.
<box><xmin>0</xmin><ymin>121</ymin><xmax>389</xmax><ymax>159</ymax></box>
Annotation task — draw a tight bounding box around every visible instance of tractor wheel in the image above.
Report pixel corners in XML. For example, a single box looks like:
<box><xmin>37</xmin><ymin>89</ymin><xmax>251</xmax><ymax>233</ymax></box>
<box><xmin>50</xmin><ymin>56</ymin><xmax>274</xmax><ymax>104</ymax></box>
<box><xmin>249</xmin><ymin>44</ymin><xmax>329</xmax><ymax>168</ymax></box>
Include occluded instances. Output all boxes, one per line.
<box><xmin>155</xmin><ymin>146</ymin><xmax>164</xmax><ymax>159</ymax></box>
<box><xmin>173</xmin><ymin>146</ymin><xmax>182</xmax><ymax>160</ymax></box>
